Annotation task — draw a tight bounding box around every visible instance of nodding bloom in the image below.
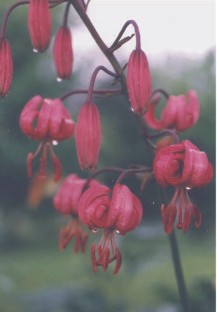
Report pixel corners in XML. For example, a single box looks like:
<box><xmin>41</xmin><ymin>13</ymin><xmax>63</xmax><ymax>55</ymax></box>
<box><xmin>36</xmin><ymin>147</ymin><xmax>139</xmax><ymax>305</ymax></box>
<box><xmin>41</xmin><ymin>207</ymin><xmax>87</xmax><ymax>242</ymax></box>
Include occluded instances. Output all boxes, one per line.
<box><xmin>75</xmin><ymin>102</ymin><xmax>101</xmax><ymax>170</ymax></box>
<box><xmin>153</xmin><ymin>140</ymin><xmax>213</xmax><ymax>234</ymax></box>
<box><xmin>53</xmin><ymin>26</ymin><xmax>73</xmax><ymax>80</ymax></box>
<box><xmin>53</xmin><ymin>174</ymin><xmax>99</xmax><ymax>253</ymax></box>
<box><xmin>144</xmin><ymin>90</ymin><xmax>200</xmax><ymax>132</ymax></box>
<box><xmin>127</xmin><ymin>49</ymin><xmax>151</xmax><ymax>115</ymax></box>
<box><xmin>28</xmin><ymin>0</ymin><xmax>51</xmax><ymax>52</ymax></box>
<box><xmin>78</xmin><ymin>183</ymin><xmax>143</xmax><ymax>274</ymax></box>
<box><xmin>54</xmin><ymin>174</ymin><xmax>99</xmax><ymax>216</ymax></box>
<box><xmin>0</xmin><ymin>37</ymin><xmax>13</xmax><ymax>97</ymax></box>
<box><xmin>19</xmin><ymin>96</ymin><xmax>75</xmax><ymax>182</ymax></box>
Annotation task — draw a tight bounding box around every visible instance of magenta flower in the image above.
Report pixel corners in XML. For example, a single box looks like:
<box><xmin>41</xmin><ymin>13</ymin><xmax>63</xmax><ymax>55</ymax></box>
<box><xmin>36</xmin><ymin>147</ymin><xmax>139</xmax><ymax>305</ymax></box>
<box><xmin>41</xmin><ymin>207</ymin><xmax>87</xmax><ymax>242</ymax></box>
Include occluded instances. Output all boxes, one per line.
<box><xmin>78</xmin><ymin>183</ymin><xmax>143</xmax><ymax>274</ymax></box>
<box><xmin>75</xmin><ymin>102</ymin><xmax>101</xmax><ymax>170</ymax></box>
<box><xmin>153</xmin><ymin>140</ymin><xmax>213</xmax><ymax>233</ymax></box>
<box><xmin>54</xmin><ymin>174</ymin><xmax>99</xmax><ymax>216</ymax></box>
<box><xmin>19</xmin><ymin>96</ymin><xmax>75</xmax><ymax>182</ymax></box>
<box><xmin>127</xmin><ymin>49</ymin><xmax>152</xmax><ymax>115</ymax></box>
<box><xmin>28</xmin><ymin>0</ymin><xmax>51</xmax><ymax>52</ymax></box>
<box><xmin>53</xmin><ymin>26</ymin><xmax>73</xmax><ymax>80</ymax></box>
<box><xmin>145</xmin><ymin>90</ymin><xmax>200</xmax><ymax>132</ymax></box>
<box><xmin>106</xmin><ymin>184</ymin><xmax>143</xmax><ymax>234</ymax></box>
<box><xmin>0</xmin><ymin>37</ymin><xmax>13</xmax><ymax>97</ymax></box>
<box><xmin>53</xmin><ymin>174</ymin><xmax>100</xmax><ymax>253</ymax></box>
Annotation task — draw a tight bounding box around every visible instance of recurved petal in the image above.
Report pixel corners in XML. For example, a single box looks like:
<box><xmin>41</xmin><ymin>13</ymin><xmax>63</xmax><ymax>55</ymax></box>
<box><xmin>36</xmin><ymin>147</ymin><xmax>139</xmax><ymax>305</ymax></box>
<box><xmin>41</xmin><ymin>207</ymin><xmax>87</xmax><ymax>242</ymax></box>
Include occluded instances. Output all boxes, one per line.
<box><xmin>19</xmin><ymin>95</ymin><xmax>43</xmax><ymax>139</ymax></box>
<box><xmin>56</xmin><ymin>105</ymin><xmax>75</xmax><ymax>141</ymax></box>
<box><xmin>144</xmin><ymin>95</ymin><xmax>165</xmax><ymax>130</ymax></box>
<box><xmin>78</xmin><ymin>184</ymin><xmax>111</xmax><ymax>229</ymax></box>
<box><xmin>36</xmin><ymin>98</ymin><xmax>53</xmax><ymax>139</ymax></box>
<box><xmin>187</xmin><ymin>150</ymin><xmax>213</xmax><ymax>188</ymax></box>
<box><xmin>187</xmin><ymin>90</ymin><xmax>200</xmax><ymax>125</ymax></box>
<box><xmin>162</xmin><ymin>95</ymin><xmax>180</xmax><ymax>129</ymax></box>
<box><xmin>107</xmin><ymin>184</ymin><xmax>143</xmax><ymax>234</ymax></box>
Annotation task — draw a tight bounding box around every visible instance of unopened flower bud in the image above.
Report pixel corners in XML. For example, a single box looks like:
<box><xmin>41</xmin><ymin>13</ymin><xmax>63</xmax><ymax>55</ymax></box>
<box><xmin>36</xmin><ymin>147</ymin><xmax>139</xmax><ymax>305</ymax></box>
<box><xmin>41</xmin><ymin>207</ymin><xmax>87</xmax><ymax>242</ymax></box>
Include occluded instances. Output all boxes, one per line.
<box><xmin>0</xmin><ymin>37</ymin><xmax>13</xmax><ymax>97</ymax></box>
<box><xmin>127</xmin><ymin>49</ymin><xmax>151</xmax><ymax>114</ymax></box>
<box><xmin>53</xmin><ymin>26</ymin><xmax>73</xmax><ymax>80</ymax></box>
<box><xmin>28</xmin><ymin>0</ymin><xmax>52</xmax><ymax>52</ymax></box>
<box><xmin>75</xmin><ymin>102</ymin><xmax>101</xmax><ymax>170</ymax></box>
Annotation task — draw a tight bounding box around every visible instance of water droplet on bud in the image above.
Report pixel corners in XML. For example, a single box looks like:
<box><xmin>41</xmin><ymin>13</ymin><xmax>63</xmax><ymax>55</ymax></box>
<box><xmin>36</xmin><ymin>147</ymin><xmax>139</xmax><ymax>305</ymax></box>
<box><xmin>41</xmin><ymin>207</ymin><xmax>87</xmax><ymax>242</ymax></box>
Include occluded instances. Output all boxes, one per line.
<box><xmin>92</xmin><ymin>228</ymin><xmax>98</xmax><ymax>233</ymax></box>
<box><xmin>186</xmin><ymin>187</ymin><xmax>191</xmax><ymax>190</ymax></box>
<box><xmin>57</xmin><ymin>77</ymin><xmax>63</xmax><ymax>82</ymax></box>
<box><xmin>115</xmin><ymin>230</ymin><xmax>121</xmax><ymax>234</ymax></box>
<box><xmin>33</xmin><ymin>48</ymin><xmax>39</xmax><ymax>53</ymax></box>
<box><xmin>52</xmin><ymin>140</ymin><xmax>58</xmax><ymax>146</ymax></box>
<box><xmin>130</xmin><ymin>107</ymin><xmax>135</xmax><ymax>112</ymax></box>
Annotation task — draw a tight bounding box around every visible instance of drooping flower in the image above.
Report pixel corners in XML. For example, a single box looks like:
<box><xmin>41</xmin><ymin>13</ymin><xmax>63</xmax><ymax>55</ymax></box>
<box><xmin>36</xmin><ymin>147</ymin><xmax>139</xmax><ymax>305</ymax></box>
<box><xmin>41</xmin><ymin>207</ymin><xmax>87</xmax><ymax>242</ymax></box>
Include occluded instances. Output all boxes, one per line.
<box><xmin>53</xmin><ymin>26</ymin><xmax>73</xmax><ymax>80</ymax></box>
<box><xmin>153</xmin><ymin>140</ymin><xmax>213</xmax><ymax>233</ymax></box>
<box><xmin>0</xmin><ymin>37</ymin><xmax>13</xmax><ymax>97</ymax></box>
<box><xmin>19</xmin><ymin>96</ymin><xmax>75</xmax><ymax>182</ymax></box>
<box><xmin>53</xmin><ymin>174</ymin><xmax>100</xmax><ymax>252</ymax></box>
<box><xmin>106</xmin><ymin>184</ymin><xmax>143</xmax><ymax>234</ymax></box>
<box><xmin>75</xmin><ymin>102</ymin><xmax>101</xmax><ymax>170</ymax></box>
<box><xmin>78</xmin><ymin>183</ymin><xmax>143</xmax><ymax>274</ymax></box>
<box><xmin>54</xmin><ymin>174</ymin><xmax>99</xmax><ymax>216</ymax></box>
<box><xmin>127</xmin><ymin>49</ymin><xmax>152</xmax><ymax>115</ymax></box>
<box><xmin>28</xmin><ymin>0</ymin><xmax>51</xmax><ymax>52</ymax></box>
<box><xmin>144</xmin><ymin>90</ymin><xmax>200</xmax><ymax>132</ymax></box>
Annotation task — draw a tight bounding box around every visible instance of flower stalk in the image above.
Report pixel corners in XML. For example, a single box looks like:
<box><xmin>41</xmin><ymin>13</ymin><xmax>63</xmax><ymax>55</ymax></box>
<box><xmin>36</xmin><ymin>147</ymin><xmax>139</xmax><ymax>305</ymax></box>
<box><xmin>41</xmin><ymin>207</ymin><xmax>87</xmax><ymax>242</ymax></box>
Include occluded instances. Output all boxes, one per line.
<box><xmin>160</xmin><ymin>189</ymin><xmax>191</xmax><ymax>312</ymax></box>
<box><xmin>68</xmin><ymin>1</ymin><xmax>195</xmax><ymax>308</ymax></box>
<box><xmin>169</xmin><ymin>230</ymin><xmax>191</xmax><ymax>312</ymax></box>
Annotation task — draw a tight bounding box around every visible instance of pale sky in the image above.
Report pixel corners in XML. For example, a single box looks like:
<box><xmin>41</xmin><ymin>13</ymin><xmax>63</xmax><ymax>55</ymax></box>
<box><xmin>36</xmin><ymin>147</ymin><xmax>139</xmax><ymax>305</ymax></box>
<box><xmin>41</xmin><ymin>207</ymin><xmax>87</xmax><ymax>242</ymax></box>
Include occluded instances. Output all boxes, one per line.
<box><xmin>72</xmin><ymin>0</ymin><xmax>215</xmax><ymax>73</ymax></box>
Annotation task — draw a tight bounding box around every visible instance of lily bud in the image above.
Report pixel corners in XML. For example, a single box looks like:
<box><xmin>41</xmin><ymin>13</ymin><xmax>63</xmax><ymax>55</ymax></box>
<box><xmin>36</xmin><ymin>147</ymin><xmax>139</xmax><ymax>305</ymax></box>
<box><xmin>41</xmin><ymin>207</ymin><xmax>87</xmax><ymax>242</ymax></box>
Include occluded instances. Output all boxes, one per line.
<box><xmin>53</xmin><ymin>26</ymin><xmax>73</xmax><ymax>80</ymax></box>
<box><xmin>0</xmin><ymin>37</ymin><xmax>13</xmax><ymax>97</ymax></box>
<box><xmin>75</xmin><ymin>102</ymin><xmax>101</xmax><ymax>170</ymax></box>
<box><xmin>28</xmin><ymin>0</ymin><xmax>51</xmax><ymax>52</ymax></box>
<box><xmin>127</xmin><ymin>49</ymin><xmax>151</xmax><ymax>114</ymax></box>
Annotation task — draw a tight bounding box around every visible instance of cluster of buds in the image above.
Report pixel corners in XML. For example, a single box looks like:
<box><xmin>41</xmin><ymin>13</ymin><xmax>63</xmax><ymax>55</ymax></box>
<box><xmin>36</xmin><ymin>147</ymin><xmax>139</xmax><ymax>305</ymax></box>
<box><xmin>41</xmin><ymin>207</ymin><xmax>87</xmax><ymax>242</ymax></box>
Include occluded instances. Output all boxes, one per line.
<box><xmin>0</xmin><ymin>0</ymin><xmax>213</xmax><ymax>275</ymax></box>
<box><xmin>0</xmin><ymin>0</ymin><xmax>73</xmax><ymax>98</ymax></box>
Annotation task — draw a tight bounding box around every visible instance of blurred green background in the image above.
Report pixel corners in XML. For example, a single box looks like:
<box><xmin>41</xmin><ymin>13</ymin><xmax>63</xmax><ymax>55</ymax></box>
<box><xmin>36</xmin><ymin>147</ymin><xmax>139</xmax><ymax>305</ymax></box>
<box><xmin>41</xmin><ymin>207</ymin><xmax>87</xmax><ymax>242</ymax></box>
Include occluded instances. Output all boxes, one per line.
<box><xmin>0</xmin><ymin>2</ymin><xmax>215</xmax><ymax>312</ymax></box>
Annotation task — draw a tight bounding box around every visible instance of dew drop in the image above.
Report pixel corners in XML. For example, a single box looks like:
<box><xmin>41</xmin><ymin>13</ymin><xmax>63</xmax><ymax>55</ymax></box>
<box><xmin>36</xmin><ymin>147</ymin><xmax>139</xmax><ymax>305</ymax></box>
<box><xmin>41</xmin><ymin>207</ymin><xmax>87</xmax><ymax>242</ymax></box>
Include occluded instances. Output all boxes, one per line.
<box><xmin>57</xmin><ymin>77</ymin><xmax>63</xmax><ymax>83</ymax></box>
<box><xmin>33</xmin><ymin>48</ymin><xmax>39</xmax><ymax>53</ymax></box>
<box><xmin>52</xmin><ymin>140</ymin><xmax>58</xmax><ymax>146</ymax></box>
<box><xmin>115</xmin><ymin>230</ymin><xmax>121</xmax><ymax>234</ymax></box>
<box><xmin>186</xmin><ymin>187</ymin><xmax>191</xmax><ymax>190</ymax></box>
<box><xmin>130</xmin><ymin>107</ymin><xmax>135</xmax><ymax>112</ymax></box>
<box><xmin>92</xmin><ymin>228</ymin><xmax>98</xmax><ymax>233</ymax></box>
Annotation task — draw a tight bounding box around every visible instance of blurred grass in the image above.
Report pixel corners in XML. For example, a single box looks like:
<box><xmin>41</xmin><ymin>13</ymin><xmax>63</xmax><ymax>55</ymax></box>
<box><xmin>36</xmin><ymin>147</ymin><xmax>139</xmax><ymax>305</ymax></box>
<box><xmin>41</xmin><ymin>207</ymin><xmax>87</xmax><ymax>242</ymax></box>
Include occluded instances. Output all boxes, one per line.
<box><xmin>0</xmin><ymin>225</ymin><xmax>214</xmax><ymax>312</ymax></box>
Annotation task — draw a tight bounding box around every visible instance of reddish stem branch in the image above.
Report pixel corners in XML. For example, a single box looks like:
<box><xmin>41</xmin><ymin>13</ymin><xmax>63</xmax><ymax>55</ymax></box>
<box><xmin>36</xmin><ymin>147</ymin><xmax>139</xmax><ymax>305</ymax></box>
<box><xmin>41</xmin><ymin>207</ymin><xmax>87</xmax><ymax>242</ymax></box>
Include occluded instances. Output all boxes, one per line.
<box><xmin>61</xmin><ymin>88</ymin><xmax>122</xmax><ymax>101</ymax></box>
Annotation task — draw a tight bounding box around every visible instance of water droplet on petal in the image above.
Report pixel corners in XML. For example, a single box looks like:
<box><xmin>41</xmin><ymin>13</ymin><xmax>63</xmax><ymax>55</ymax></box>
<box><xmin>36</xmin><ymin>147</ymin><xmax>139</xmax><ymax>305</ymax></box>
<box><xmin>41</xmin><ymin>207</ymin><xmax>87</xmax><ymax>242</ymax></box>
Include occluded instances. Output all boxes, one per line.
<box><xmin>115</xmin><ymin>230</ymin><xmax>121</xmax><ymax>234</ymax></box>
<box><xmin>52</xmin><ymin>140</ymin><xmax>58</xmax><ymax>146</ymax></box>
<box><xmin>33</xmin><ymin>48</ymin><xmax>39</xmax><ymax>53</ymax></box>
<box><xmin>92</xmin><ymin>228</ymin><xmax>98</xmax><ymax>233</ymax></box>
<box><xmin>130</xmin><ymin>107</ymin><xmax>135</xmax><ymax>112</ymax></box>
<box><xmin>186</xmin><ymin>187</ymin><xmax>191</xmax><ymax>190</ymax></box>
<box><xmin>57</xmin><ymin>77</ymin><xmax>63</xmax><ymax>82</ymax></box>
